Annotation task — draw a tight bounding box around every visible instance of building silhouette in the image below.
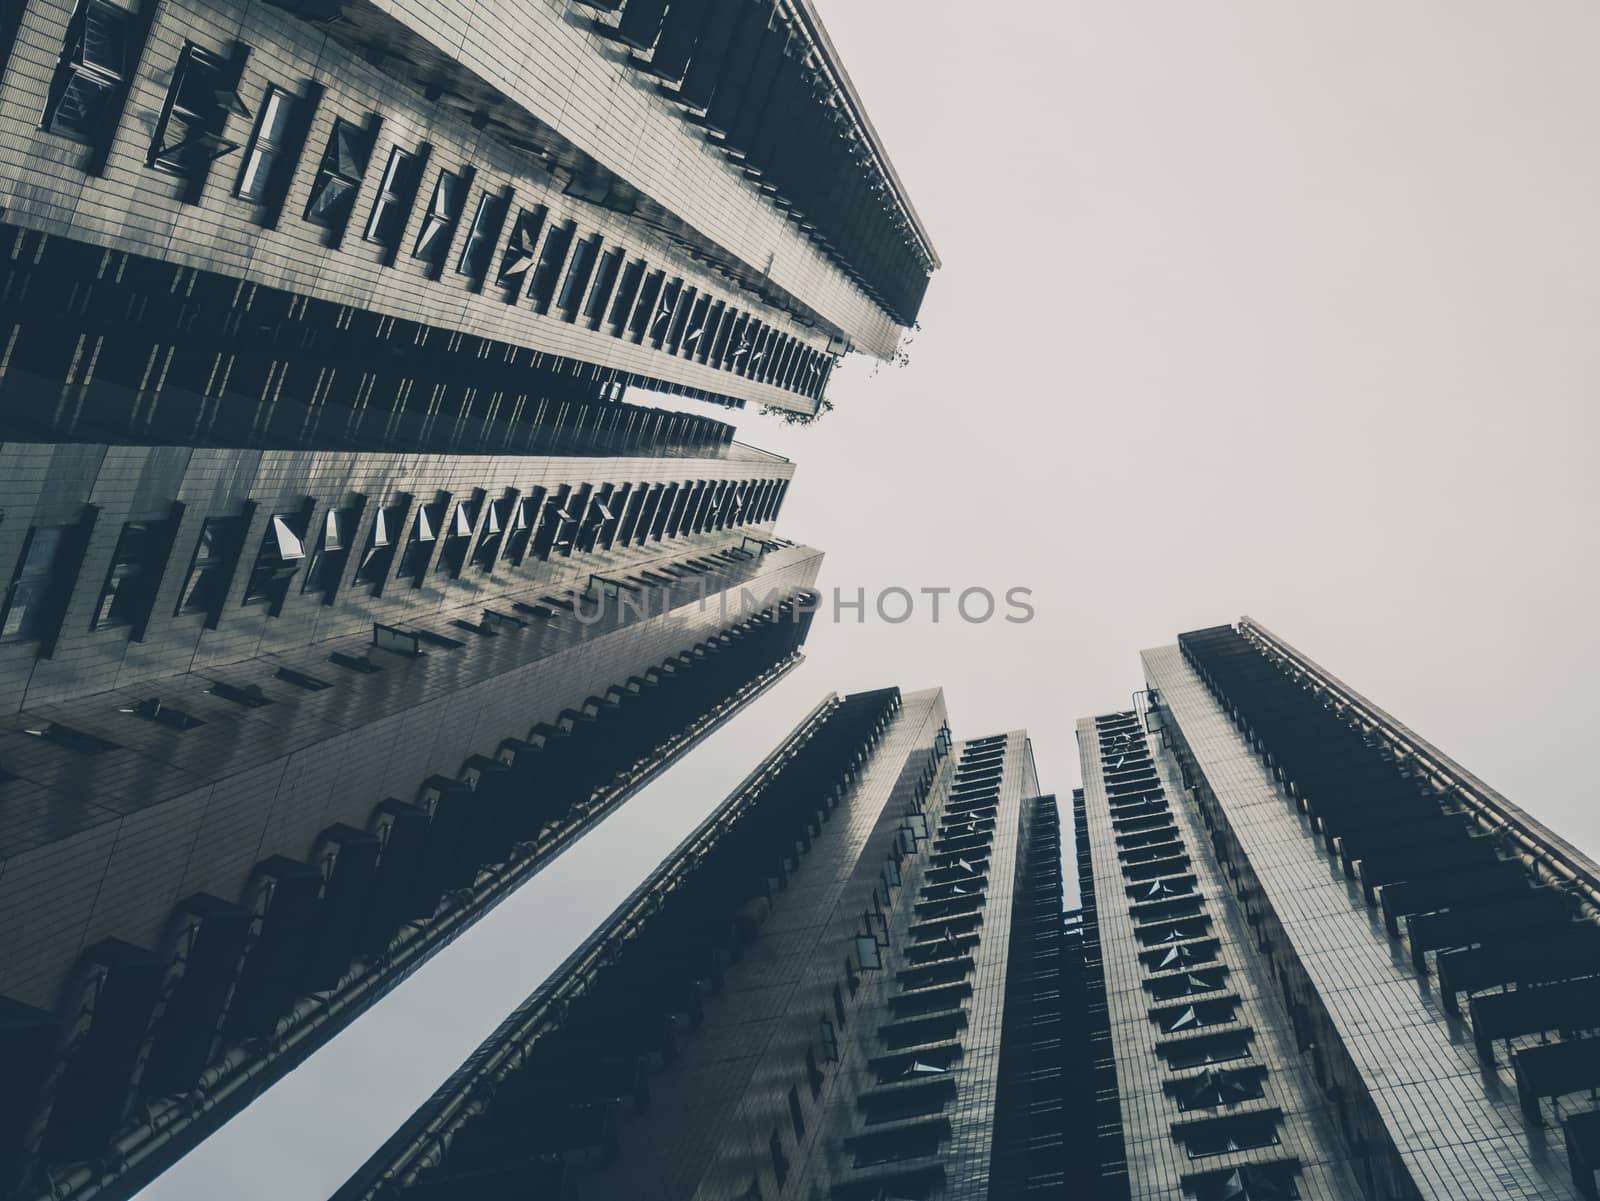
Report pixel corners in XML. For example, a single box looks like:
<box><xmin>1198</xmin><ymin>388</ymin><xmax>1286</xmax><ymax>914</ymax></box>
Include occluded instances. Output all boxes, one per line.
<box><xmin>1072</xmin><ymin>619</ymin><xmax>1600</xmax><ymax>1201</ymax></box>
<box><xmin>330</xmin><ymin>687</ymin><xmax>1078</xmax><ymax>1201</ymax></box>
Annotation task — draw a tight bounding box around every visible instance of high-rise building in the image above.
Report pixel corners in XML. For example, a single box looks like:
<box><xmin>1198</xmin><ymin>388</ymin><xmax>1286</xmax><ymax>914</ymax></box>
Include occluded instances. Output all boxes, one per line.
<box><xmin>0</xmin><ymin>438</ymin><xmax>822</xmax><ymax>1201</ymax></box>
<box><xmin>329</xmin><ymin>687</ymin><xmax>1076</xmax><ymax>1201</ymax></box>
<box><xmin>1072</xmin><ymin>618</ymin><xmax>1600</xmax><ymax>1201</ymax></box>
<box><xmin>0</xmin><ymin>0</ymin><xmax>935</xmax><ymax>432</ymax></box>
<box><xmin>0</xmin><ymin>0</ymin><xmax>936</xmax><ymax>1196</ymax></box>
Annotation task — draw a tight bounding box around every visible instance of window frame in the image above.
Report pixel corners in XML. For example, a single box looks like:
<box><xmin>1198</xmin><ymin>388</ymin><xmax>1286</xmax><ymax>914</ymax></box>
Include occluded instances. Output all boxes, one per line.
<box><xmin>234</xmin><ymin>83</ymin><xmax>295</xmax><ymax>203</ymax></box>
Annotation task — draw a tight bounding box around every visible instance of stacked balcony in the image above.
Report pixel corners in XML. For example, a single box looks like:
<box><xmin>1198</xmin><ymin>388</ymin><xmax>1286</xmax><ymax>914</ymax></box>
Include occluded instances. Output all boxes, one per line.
<box><xmin>350</xmin><ymin>688</ymin><xmax>905</xmax><ymax>1200</ymax></box>
<box><xmin>1180</xmin><ymin>623</ymin><xmax>1600</xmax><ymax>1199</ymax></box>
<box><xmin>1094</xmin><ymin>712</ymin><xmax>1299</xmax><ymax>1201</ymax></box>
<box><xmin>1</xmin><ymin>596</ymin><xmax>818</xmax><ymax>1201</ymax></box>
<box><xmin>823</xmin><ymin>735</ymin><xmax>1005</xmax><ymax>1201</ymax></box>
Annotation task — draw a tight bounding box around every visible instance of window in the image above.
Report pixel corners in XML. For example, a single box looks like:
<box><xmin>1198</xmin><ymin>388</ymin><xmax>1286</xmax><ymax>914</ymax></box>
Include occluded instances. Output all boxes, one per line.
<box><xmin>177</xmin><ymin>517</ymin><xmax>239</xmax><ymax>615</ymax></box>
<box><xmin>398</xmin><ymin>501</ymin><xmax>444</xmax><ymax>580</ymax></box>
<box><xmin>413</xmin><ymin>169</ymin><xmax>466</xmax><ymax>265</ymax></box>
<box><xmin>355</xmin><ymin>503</ymin><xmax>405</xmax><ymax>587</ymax></box>
<box><xmin>787</xmin><ymin>1085</ymin><xmax>805</xmax><ymax>1141</ymax></box>
<box><xmin>243</xmin><ymin>513</ymin><xmax>308</xmax><ymax>607</ymax></box>
<box><xmin>1167</xmin><ymin>1068</ymin><xmax>1266</xmax><ymax>1112</ymax></box>
<box><xmin>855</xmin><ymin>934</ymin><xmax>883</xmax><ymax>972</ymax></box>
<box><xmin>1153</xmin><ymin>999</ymin><xmax>1237</xmax><ymax>1035</ymax></box>
<box><xmin>148</xmin><ymin>43</ymin><xmax>246</xmax><ymax>179</ymax></box>
<box><xmin>1148</xmin><ymin>969</ymin><xmax>1230</xmax><ymax>1002</ymax></box>
<box><xmin>435</xmin><ymin>494</ymin><xmax>480</xmax><ymax>577</ymax></box>
<box><xmin>819</xmin><ymin>1016</ymin><xmax>838</xmax><ymax>1063</ymax></box>
<box><xmin>275</xmin><ymin>666</ymin><xmax>331</xmax><ymax>691</ymax></box>
<box><xmin>1179</xmin><ymin>1113</ymin><xmax>1281</xmax><ymax>1159</ymax></box>
<box><xmin>832</xmin><ymin>985</ymin><xmax>847</xmax><ymax>1028</ymax></box>
<box><xmin>41</xmin><ymin>0</ymin><xmax>129</xmax><ymax>145</ymax></box>
<box><xmin>366</xmin><ymin>147</ymin><xmax>421</xmax><ymax>250</ymax></box>
<box><xmin>501</xmin><ymin>493</ymin><xmax>539</xmax><ymax>566</ymax></box>
<box><xmin>471</xmin><ymin>496</ymin><xmax>514</xmax><ymax>570</ymax></box>
<box><xmin>23</xmin><ymin>722</ymin><xmax>118</xmax><ymax>752</ymax></box>
<box><xmin>118</xmin><ymin>697</ymin><xmax>204</xmax><ymax>731</ymax></box>
<box><xmin>528</xmin><ymin>220</ymin><xmax>576</xmax><ymax>313</ymax></box>
<box><xmin>92</xmin><ymin>520</ymin><xmax>167</xmax><ymax>630</ymax></box>
<box><xmin>236</xmin><ymin>85</ymin><xmax>295</xmax><ymax>202</ymax></box>
<box><xmin>767</xmin><ymin>1130</ymin><xmax>788</xmax><ymax>1188</ymax></box>
<box><xmin>305</xmin><ymin>118</ymin><xmax>371</xmax><ymax>230</ymax></box>
<box><xmin>1159</xmin><ymin>1033</ymin><xmax>1252</xmax><ymax>1071</ymax></box>
<box><xmin>584</xmin><ymin>247</ymin><xmax>624</xmax><ymax>328</ymax></box>
<box><xmin>556</xmin><ymin>234</ymin><xmax>601</xmax><ymax>319</ymax></box>
<box><xmin>497</xmin><ymin>205</ymin><xmax>547</xmax><ymax>288</ymax></box>
<box><xmin>1190</xmin><ymin>1164</ymin><xmax>1301</xmax><ymax>1201</ymax></box>
<box><xmin>208</xmin><ymin>680</ymin><xmax>272</xmax><ymax>707</ymax></box>
<box><xmin>805</xmin><ymin>1049</ymin><xmax>823</xmax><ymax>1099</ymax></box>
<box><xmin>457</xmin><ymin>191</ymin><xmax>509</xmax><ymax>281</ymax></box>
<box><xmin>2</xmin><ymin>527</ymin><xmax>66</xmax><ymax>641</ymax></box>
<box><xmin>302</xmin><ymin>508</ymin><xmax>355</xmax><ymax>595</ymax></box>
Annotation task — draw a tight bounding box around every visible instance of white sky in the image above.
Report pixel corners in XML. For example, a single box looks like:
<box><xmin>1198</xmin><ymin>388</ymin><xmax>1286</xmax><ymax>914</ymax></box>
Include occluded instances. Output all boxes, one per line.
<box><xmin>139</xmin><ymin>1</ymin><xmax>1600</xmax><ymax>1196</ymax></box>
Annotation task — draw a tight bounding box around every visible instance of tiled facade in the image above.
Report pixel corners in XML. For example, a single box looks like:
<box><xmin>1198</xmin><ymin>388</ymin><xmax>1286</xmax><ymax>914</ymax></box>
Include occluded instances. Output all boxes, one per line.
<box><xmin>1074</xmin><ymin>618</ymin><xmax>1600</xmax><ymax>1201</ymax></box>
<box><xmin>1075</xmin><ymin>709</ymin><xmax>1361</xmax><ymax>1201</ymax></box>
<box><xmin>0</xmin><ymin>0</ymin><xmax>936</xmax><ymax>418</ymax></box>
<box><xmin>330</xmin><ymin>691</ymin><xmax>1075</xmax><ymax>1201</ymax></box>
<box><xmin>0</xmin><ymin>434</ymin><xmax>823</xmax><ymax>1200</ymax></box>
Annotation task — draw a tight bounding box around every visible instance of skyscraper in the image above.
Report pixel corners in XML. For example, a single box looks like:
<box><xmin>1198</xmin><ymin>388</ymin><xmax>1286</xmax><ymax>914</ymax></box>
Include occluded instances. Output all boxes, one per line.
<box><xmin>330</xmin><ymin>687</ymin><xmax>1076</xmax><ymax>1201</ymax></box>
<box><xmin>0</xmin><ymin>0</ymin><xmax>936</xmax><ymax>1195</ymax></box>
<box><xmin>0</xmin><ymin>0</ymin><xmax>935</xmax><ymax>432</ymax></box>
<box><xmin>0</xmin><ymin>443</ymin><xmax>822</xmax><ymax>1201</ymax></box>
<box><xmin>1073</xmin><ymin>618</ymin><xmax>1600</xmax><ymax>1201</ymax></box>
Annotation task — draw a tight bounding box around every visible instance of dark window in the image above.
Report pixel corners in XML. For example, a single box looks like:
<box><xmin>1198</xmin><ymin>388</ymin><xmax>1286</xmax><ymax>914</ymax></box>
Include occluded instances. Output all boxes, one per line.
<box><xmin>1</xmin><ymin>527</ymin><xmax>67</xmax><ymax>641</ymax></box>
<box><xmin>819</xmin><ymin>1016</ymin><xmax>838</xmax><ymax>1062</ymax></box>
<box><xmin>832</xmin><ymin>985</ymin><xmax>847</xmax><ymax>1028</ymax></box>
<box><xmin>1191</xmin><ymin>1164</ymin><xmax>1301</xmax><ymax>1201</ymax></box>
<box><xmin>435</xmin><ymin>494</ymin><xmax>480</xmax><ymax>577</ymax></box>
<box><xmin>457</xmin><ymin>191</ymin><xmax>509</xmax><ymax>280</ymax></box>
<box><xmin>1152</xmin><ymin>999</ymin><xmax>1238</xmax><ymax>1035</ymax></box>
<box><xmin>243</xmin><ymin>513</ymin><xmax>308</xmax><ymax>606</ymax></box>
<box><xmin>355</xmin><ymin>503</ymin><xmax>405</xmax><ymax>587</ymax></box>
<box><xmin>501</xmin><ymin>492</ymin><xmax>539</xmax><ymax>566</ymax></box>
<box><xmin>366</xmin><ymin>147</ymin><xmax>420</xmax><ymax>249</ymax></box>
<box><xmin>528</xmin><ymin>220</ymin><xmax>575</xmax><ymax>313</ymax></box>
<box><xmin>24</xmin><ymin>722</ymin><xmax>118</xmax><ymax>752</ymax></box>
<box><xmin>305</xmin><ymin>118</ymin><xmax>371</xmax><ymax>230</ymax></box>
<box><xmin>584</xmin><ymin>247</ymin><xmax>624</xmax><ymax>328</ymax></box>
<box><xmin>177</xmin><ymin>517</ymin><xmax>238</xmax><ymax>615</ymax></box>
<box><xmin>556</xmin><ymin>234</ymin><xmax>601</xmax><ymax>319</ymax></box>
<box><xmin>92</xmin><ymin>521</ymin><xmax>164</xmax><ymax>629</ymax></box>
<box><xmin>398</xmin><ymin>501</ymin><xmax>443</xmax><ymax>580</ymax></box>
<box><xmin>235</xmin><ymin>85</ymin><xmax>294</xmax><ymax>201</ymax></box>
<box><xmin>1148</xmin><ymin>969</ymin><xmax>1230</xmax><ymax>1002</ymax></box>
<box><xmin>497</xmin><ymin>205</ymin><xmax>547</xmax><ymax>289</ymax></box>
<box><xmin>275</xmin><ymin>666</ymin><xmax>331</xmax><ymax>691</ymax></box>
<box><xmin>208</xmin><ymin>680</ymin><xmax>271</xmax><ymax>707</ymax></box>
<box><xmin>413</xmin><ymin>169</ymin><xmax>465</xmax><ymax>264</ymax></box>
<box><xmin>805</xmin><ymin>1049</ymin><xmax>823</xmax><ymax>1099</ymax></box>
<box><xmin>768</xmin><ymin>1130</ymin><xmax>788</xmax><ymax>1188</ymax></box>
<box><xmin>148</xmin><ymin>43</ymin><xmax>245</xmax><ymax>179</ymax></box>
<box><xmin>786</xmin><ymin>1085</ymin><xmax>805</xmax><ymax>1141</ymax></box>
<box><xmin>41</xmin><ymin>0</ymin><xmax>129</xmax><ymax>145</ymax></box>
<box><xmin>302</xmin><ymin>508</ymin><xmax>355</xmax><ymax>594</ymax></box>
<box><xmin>119</xmin><ymin>697</ymin><xmax>204</xmax><ymax>731</ymax></box>
<box><xmin>471</xmin><ymin>496</ymin><xmax>514</xmax><ymax>570</ymax></box>
<box><xmin>1180</xmin><ymin>1113</ymin><xmax>1281</xmax><ymax>1159</ymax></box>
<box><xmin>1168</xmin><ymin>1068</ymin><xmax>1267</xmax><ymax>1112</ymax></box>
<box><xmin>1159</xmin><ymin>1032</ymin><xmax>1252</xmax><ymax>1071</ymax></box>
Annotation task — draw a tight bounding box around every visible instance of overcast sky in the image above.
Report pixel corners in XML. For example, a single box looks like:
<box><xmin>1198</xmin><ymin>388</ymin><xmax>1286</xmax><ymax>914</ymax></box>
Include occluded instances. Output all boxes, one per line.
<box><xmin>139</xmin><ymin>1</ymin><xmax>1600</xmax><ymax>1196</ymax></box>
